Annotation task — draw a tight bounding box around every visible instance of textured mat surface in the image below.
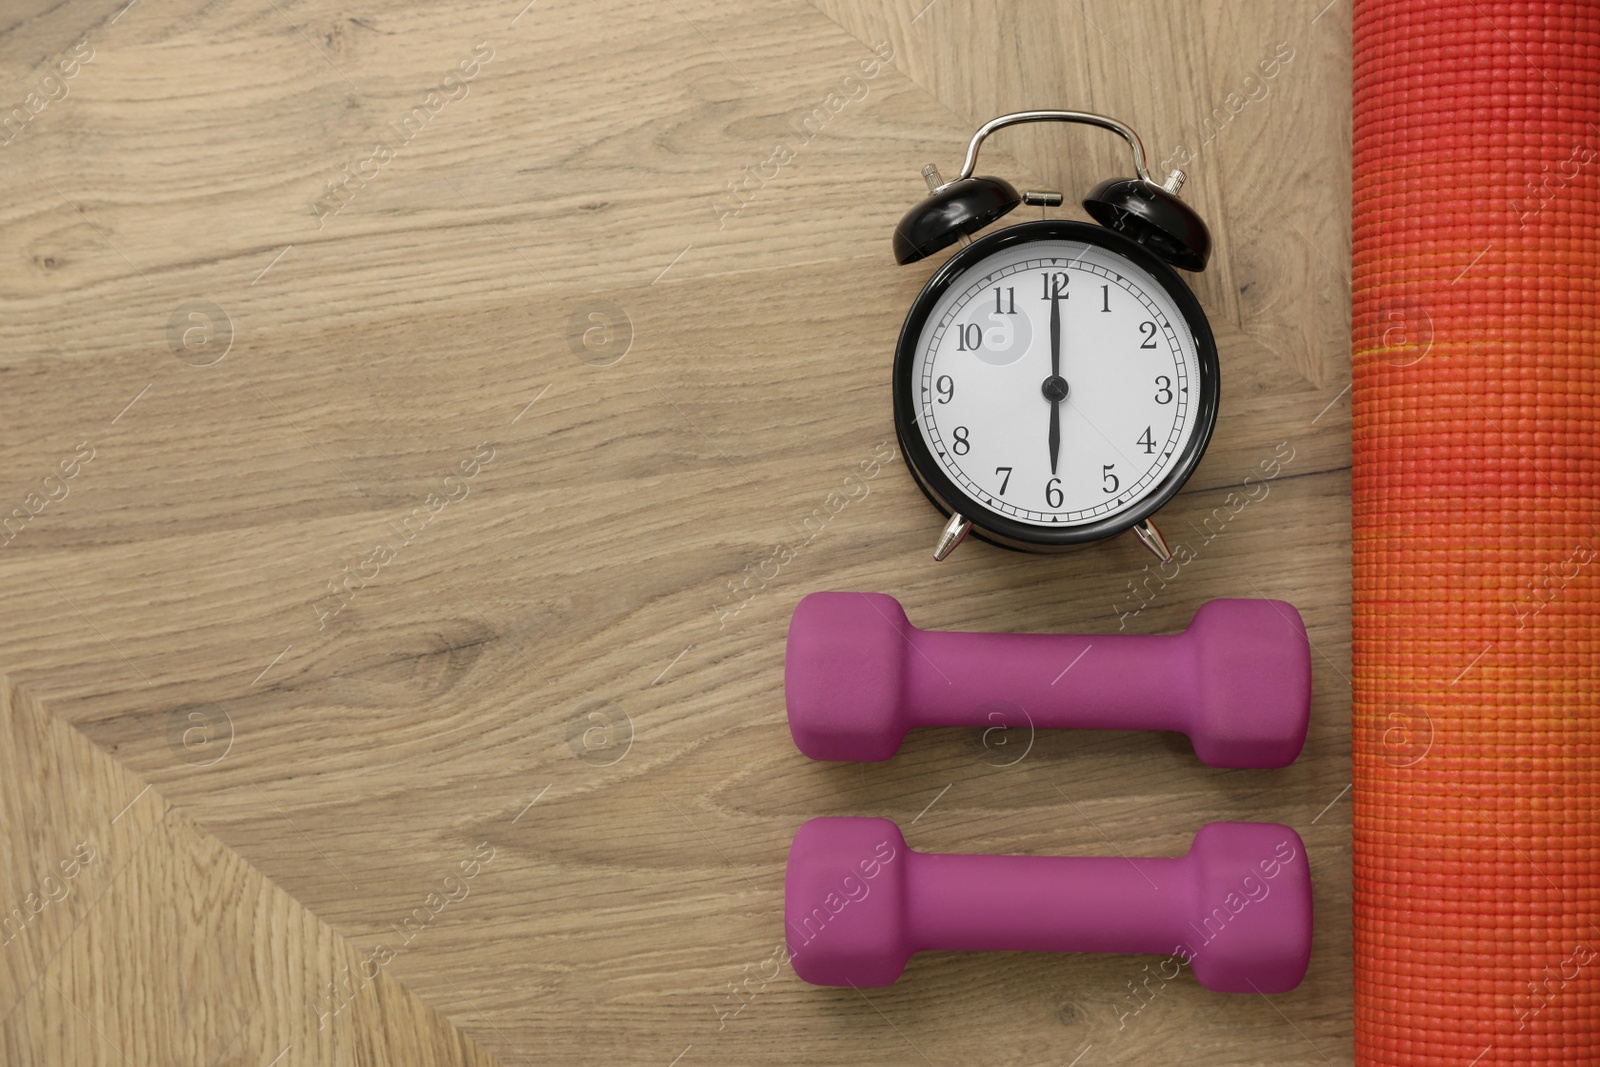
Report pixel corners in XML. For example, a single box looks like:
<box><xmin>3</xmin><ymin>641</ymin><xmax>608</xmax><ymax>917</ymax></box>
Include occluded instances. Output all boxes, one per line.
<box><xmin>1353</xmin><ymin>2</ymin><xmax>1600</xmax><ymax>1062</ymax></box>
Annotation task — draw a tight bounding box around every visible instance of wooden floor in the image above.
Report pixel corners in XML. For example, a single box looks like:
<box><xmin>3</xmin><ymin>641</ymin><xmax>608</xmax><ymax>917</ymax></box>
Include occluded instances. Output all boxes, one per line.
<box><xmin>0</xmin><ymin>1</ymin><xmax>1352</xmax><ymax>1063</ymax></box>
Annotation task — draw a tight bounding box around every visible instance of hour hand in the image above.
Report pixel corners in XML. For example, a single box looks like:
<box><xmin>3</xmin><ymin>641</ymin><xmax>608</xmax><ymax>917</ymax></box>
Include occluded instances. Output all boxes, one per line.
<box><xmin>1042</xmin><ymin>375</ymin><xmax>1069</xmax><ymax>473</ymax></box>
<box><xmin>1049</xmin><ymin>402</ymin><xmax>1060</xmax><ymax>475</ymax></box>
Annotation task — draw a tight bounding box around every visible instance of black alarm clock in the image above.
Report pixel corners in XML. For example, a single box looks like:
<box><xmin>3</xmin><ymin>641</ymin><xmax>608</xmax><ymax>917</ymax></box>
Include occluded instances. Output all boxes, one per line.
<box><xmin>890</xmin><ymin>110</ymin><xmax>1219</xmax><ymax>562</ymax></box>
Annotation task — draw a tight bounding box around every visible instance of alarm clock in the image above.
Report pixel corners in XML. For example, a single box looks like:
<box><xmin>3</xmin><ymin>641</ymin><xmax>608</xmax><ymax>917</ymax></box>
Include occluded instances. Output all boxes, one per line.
<box><xmin>891</xmin><ymin>110</ymin><xmax>1219</xmax><ymax>562</ymax></box>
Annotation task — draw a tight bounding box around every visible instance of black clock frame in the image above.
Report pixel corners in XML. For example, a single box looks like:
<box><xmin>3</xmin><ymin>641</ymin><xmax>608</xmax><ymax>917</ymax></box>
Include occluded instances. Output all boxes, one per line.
<box><xmin>892</xmin><ymin>219</ymin><xmax>1220</xmax><ymax>553</ymax></box>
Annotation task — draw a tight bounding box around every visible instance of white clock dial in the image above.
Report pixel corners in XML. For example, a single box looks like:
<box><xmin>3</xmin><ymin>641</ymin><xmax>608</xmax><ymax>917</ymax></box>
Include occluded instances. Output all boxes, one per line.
<box><xmin>910</xmin><ymin>236</ymin><xmax>1202</xmax><ymax>528</ymax></box>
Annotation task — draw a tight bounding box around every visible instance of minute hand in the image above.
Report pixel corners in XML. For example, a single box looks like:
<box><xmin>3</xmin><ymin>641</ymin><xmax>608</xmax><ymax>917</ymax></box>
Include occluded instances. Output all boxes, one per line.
<box><xmin>1048</xmin><ymin>289</ymin><xmax>1062</xmax><ymax>475</ymax></box>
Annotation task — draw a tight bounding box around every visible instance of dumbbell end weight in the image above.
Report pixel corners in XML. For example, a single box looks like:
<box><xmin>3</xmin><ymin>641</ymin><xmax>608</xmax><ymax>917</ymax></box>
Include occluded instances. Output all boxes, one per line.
<box><xmin>1182</xmin><ymin>821</ymin><xmax>1314</xmax><ymax>994</ymax></box>
<box><xmin>1184</xmin><ymin>598</ymin><xmax>1312</xmax><ymax>769</ymax></box>
<box><xmin>786</xmin><ymin>817</ymin><xmax>914</xmax><ymax>986</ymax></box>
<box><xmin>785</xmin><ymin>592</ymin><xmax>915</xmax><ymax>762</ymax></box>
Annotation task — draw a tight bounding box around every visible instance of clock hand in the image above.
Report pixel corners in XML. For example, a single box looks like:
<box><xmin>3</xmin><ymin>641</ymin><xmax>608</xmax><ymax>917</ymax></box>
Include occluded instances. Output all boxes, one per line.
<box><xmin>1049</xmin><ymin>285</ymin><xmax>1062</xmax><ymax>475</ymax></box>
<box><xmin>1050</xmin><ymin>282</ymin><xmax>1062</xmax><ymax>379</ymax></box>
<box><xmin>1049</xmin><ymin>402</ymin><xmax>1061</xmax><ymax>476</ymax></box>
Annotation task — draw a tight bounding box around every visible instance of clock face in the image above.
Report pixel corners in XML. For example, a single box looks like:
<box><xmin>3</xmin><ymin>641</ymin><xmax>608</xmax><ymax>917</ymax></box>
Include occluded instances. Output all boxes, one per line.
<box><xmin>896</xmin><ymin>221</ymin><xmax>1217</xmax><ymax>546</ymax></box>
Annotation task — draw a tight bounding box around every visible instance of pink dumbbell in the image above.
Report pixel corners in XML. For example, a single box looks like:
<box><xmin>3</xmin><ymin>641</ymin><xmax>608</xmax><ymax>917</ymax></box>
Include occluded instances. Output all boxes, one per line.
<box><xmin>786</xmin><ymin>817</ymin><xmax>1312</xmax><ymax>993</ymax></box>
<box><xmin>785</xmin><ymin>593</ymin><xmax>1310</xmax><ymax>768</ymax></box>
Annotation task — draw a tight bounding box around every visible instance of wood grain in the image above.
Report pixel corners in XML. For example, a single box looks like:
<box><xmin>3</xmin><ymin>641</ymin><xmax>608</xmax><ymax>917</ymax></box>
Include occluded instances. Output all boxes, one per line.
<box><xmin>0</xmin><ymin>0</ymin><xmax>1352</xmax><ymax>1063</ymax></box>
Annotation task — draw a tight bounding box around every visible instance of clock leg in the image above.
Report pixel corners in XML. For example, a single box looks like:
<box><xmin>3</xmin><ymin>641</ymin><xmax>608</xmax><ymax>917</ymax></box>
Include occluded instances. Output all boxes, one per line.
<box><xmin>1133</xmin><ymin>518</ymin><xmax>1172</xmax><ymax>562</ymax></box>
<box><xmin>932</xmin><ymin>512</ymin><xmax>972</xmax><ymax>561</ymax></box>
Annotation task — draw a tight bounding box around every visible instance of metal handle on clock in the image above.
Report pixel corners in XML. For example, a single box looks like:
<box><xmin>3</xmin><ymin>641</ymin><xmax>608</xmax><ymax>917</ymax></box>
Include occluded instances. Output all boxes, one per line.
<box><xmin>947</xmin><ymin>110</ymin><xmax>1190</xmax><ymax>198</ymax></box>
<box><xmin>955</xmin><ymin>110</ymin><xmax>1156</xmax><ymax>185</ymax></box>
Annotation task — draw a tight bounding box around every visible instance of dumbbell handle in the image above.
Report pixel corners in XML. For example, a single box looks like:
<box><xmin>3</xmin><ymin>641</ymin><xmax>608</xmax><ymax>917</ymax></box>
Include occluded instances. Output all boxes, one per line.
<box><xmin>908</xmin><ymin>851</ymin><xmax>1185</xmax><ymax>955</ymax></box>
<box><xmin>906</xmin><ymin>630</ymin><xmax>1192</xmax><ymax>732</ymax></box>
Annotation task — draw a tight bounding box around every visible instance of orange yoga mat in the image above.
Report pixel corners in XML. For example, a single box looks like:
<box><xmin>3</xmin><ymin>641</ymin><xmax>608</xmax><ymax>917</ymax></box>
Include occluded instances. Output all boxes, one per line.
<box><xmin>1353</xmin><ymin>2</ymin><xmax>1600</xmax><ymax>1062</ymax></box>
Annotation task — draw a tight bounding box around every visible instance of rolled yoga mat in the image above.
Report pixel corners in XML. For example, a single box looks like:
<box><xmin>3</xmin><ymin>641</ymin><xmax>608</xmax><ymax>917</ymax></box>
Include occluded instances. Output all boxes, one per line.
<box><xmin>1354</xmin><ymin>2</ymin><xmax>1600</xmax><ymax>1063</ymax></box>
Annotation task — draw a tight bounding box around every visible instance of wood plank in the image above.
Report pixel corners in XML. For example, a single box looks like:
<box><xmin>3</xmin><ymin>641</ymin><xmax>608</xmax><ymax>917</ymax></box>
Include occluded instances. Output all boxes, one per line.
<box><xmin>0</xmin><ymin>675</ymin><xmax>505</xmax><ymax>1066</ymax></box>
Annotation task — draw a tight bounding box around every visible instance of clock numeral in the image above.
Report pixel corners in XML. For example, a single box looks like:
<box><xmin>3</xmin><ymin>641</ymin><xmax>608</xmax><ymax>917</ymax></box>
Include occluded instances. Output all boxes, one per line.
<box><xmin>952</xmin><ymin>426</ymin><xmax>971</xmax><ymax>455</ymax></box>
<box><xmin>1040</xmin><ymin>271</ymin><xmax>1069</xmax><ymax>300</ymax></box>
<box><xmin>1137</xmin><ymin>426</ymin><xmax>1156</xmax><ymax>454</ymax></box>
<box><xmin>1139</xmin><ymin>321</ymin><xmax>1158</xmax><ymax>349</ymax></box>
<box><xmin>955</xmin><ymin>324</ymin><xmax>983</xmax><ymax>351</ymax></box>
<box><xmin>993</xmin><ymin>286</ymin><xmax>1016</xmax><ymax>315</ymax></box>
<box><xmin>1101</xmin><ymin>284</ymin><xmax>1111</xmax><ymax>313</ymax></box>
<box><xmin>1154</xmin><ymin>375</ymin><xmax>1174</xmax><ymax>405</ymax></box>
<box><xmin>1102</xmin><ymin>464</ymin><xmax>1120</xmax><ymax>495</ymax></box>
<box><xmin>1045</xmin><ymin>477</ymin><xmax>1063</xmax><ymax>508</ymax></box>
<box><xmin>936</xmin><ymin>375</ymin><xmax>955</xmax><ymax>404</ymax></box>
<box><xmin>995</xmin><ymin>466</ymin><xmax>1012</xmax><ymax>494</ymax></box>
